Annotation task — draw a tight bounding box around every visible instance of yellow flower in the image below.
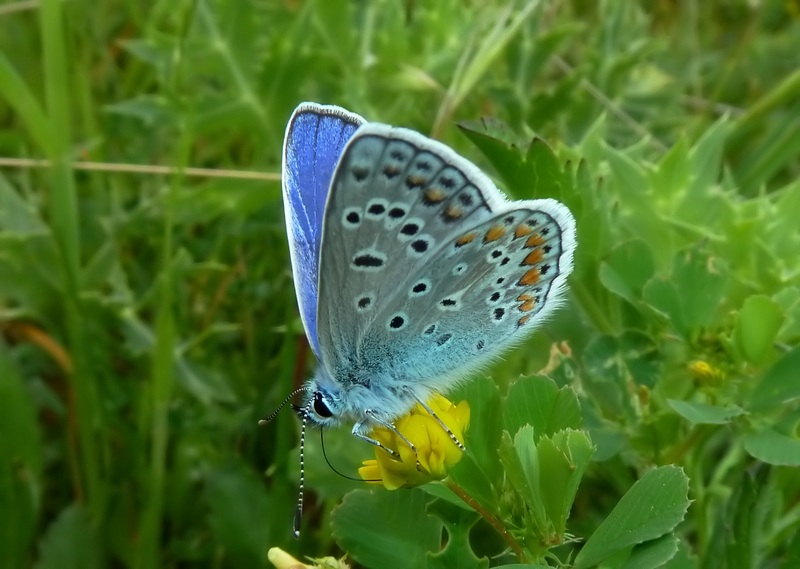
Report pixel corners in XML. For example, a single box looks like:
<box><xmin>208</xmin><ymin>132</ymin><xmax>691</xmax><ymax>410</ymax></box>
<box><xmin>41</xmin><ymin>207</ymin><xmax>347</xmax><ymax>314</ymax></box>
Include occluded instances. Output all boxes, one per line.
<box><xmin>688</xmin><ymin>360</ymin><xmax>724</xmax><ymax>386</ymax></box>
<box><xmin>267</xmin><ymin>547</ymin><xmax>349</xmax><ymax>569</ymax></box>
<box><xmin>358</xmin><ymin>394</ymin><xmax>470</xmax><ymax>490</ymax></box>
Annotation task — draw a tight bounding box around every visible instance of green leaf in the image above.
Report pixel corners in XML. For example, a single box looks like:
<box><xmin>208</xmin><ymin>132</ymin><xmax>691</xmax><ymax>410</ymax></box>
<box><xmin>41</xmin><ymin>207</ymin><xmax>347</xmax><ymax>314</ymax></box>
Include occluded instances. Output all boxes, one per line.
<box><xmin>665</xmin><ymin>121</ymin><xmax>730</xmax><ymax>231</ymax></box>
<box><xmin>445</xmin><ymin>453</ymin><xmax>498</xmax><ymax>514</ymax></box>
<box><xmin>644</xmin><ymin>249</ymin><xmax>727</xmax><ymax>338</ymax></box>
<box><xmin>598</xmin><ymin>239</ymin><xmax>656</xmax><ymax>303</ymax></box>
<box><xmin>743</xmin><ymin>429</ymin><xmax>800</xmax><ymax>466</ymax></box>
<box><xmin>573</xmin><ymin>466</ymin><xmax>690</xmax><ymax>569</ymax></box>
<box><xmin>451</xmin><ymin>376</ymin><xmax>503</xmax><ymax>483</ymax></box>
<box><xmin>735</xmin><ymin>113</ymin><xmax>800</xmax><ymax>194</ymax></box>
<box><xmin>82</xmin><ymin>241</ymin><xmax>123</xmax><ymax>293</ymax></box>
<box><xmin>514</xmin><ymin>425</ymin><xmax>550</xmax><ymax>528</ymax></box>
<box><xmin>526</xmin><ymin>138</ymin><xmax>571</xmax><ymax>201</ymax></box>
<box><xmin>672</xmin><ymin>249</ymin><xmax>727</xmax><ymax>334</ymax></box>
<box><xmin>458</xmin><ymin>118</ymin><xmax>574</xmax><ymax>201</ymax></box>
<box><xmin>652</xmin><ymin>137</ymin><xmax>690</xmax><ymax>203</ymax></box>
<box><xmin>498</xmin><ymin>428</ymin><xmax>545</xmax><ymax>529</ymax></box>
<box><xmin>118</xmin><ymin>38</ymin><xmax>174</xmax><ymax>74</ymax></box>
<box><xmin>704</xmin><ymin>467</ymin><xmax>767</xmax><ymax>569</ymax></box>
<box><xmin>205</xmin><ymin>462</ymin><xmax>271</xmax><ymax>568</ymax></box>
<box><xmin>621</xmin><ymin>535</ymin><xmax>679</xmax><ymax>569</ymax></box>
<box><xmin>603</xmin><ymin>144</ymin><xmax>673</xmax><ymax>265</ymax></box>
<box><xmin>588</xmin><ymin>426</ymin><xmax>628</xmax><ymax>462</ymax></box>
<box><xmin>582</xmin><ymin>330</ymin><xmax>661</xmax><ymax>420</ymax></box>
<box><xmin>667</xmin><ymin>400</ymin><xmax>746</xmax><ymax>425</ymax></box>
<box><xmin>771</xmin><ymin>180</ymin><xmax>800</xmax><ymax>252</ymax></box>
<box><xmin>619</xmin><ymin>331</ymin><xmax>662</xmax><ymax>388</ymax></box>
<box><xmin>445</xmin><ymin>377</ymin><xmax>502</xmax><ymax>516</ymax></box>
<box><xmin>0</xmin><ymin>176</ymin><xmax>49</xmax><ymax>236</ymax></box>
<box><xmin>331</xmin><ymin>489</ymin><xmax>442</xmax><ymax>569</ymax></box>
<box><xmin>748</xmin><ymin>346</ymin><xmax>800</xmax><ymax>411</ymax></box>
<box><xmin>105</xmin><ymin>94</ymin><xmax>177</xmax><ymax>126</ymax></box>
<box><xmin>783</xmin><ymin>527</ymin><xmax>800</xmax><ymax>568</ymax></box>
<box><xmin>581</xmin><ymin>335</ymin><xmax>629</xmax><ymax>418</ymax></box>
<box><xmin>0</xmin><ymin>350</ymin><xmax>42</xmax><ymax>569</ymax></box>
<box><xmin>660</xmin><ymin>538</ymin><xmax>697</xmax><ymax>568</ymax></box>
<box><xmin>686</xmin><ymin>118</ymin><xmax>730</xmax><ymax>204</ymax></box>
<box><xmin>0</xmin><ymin>53</ymin><xmax>53</xmax><ymax>154</ymax></box>
<box><xmin>498</xmin><ymin>426</ymin><xmax>592</xmax><ymax>542</ymax></box>
<box><xmin>0</xmin><ymin>177</ymin><xmax>61</xmax><ymax>313</ymax></box>
<box><xmin>642</xmin><ymin>277</ymin><xmax>684</xmax><ymax>334</ymax></box>
<box><xmin>773</xmin><ymin>287</ymin><xmax>800</xmax><ymax>344</ymax></box>
<box><xmin>35</xmin><ymin>504</ymin><xmax>100</xmax><ymax>569</ymax></box>
<box><xmin>458</xmin><ymin>119</ymin><xmax>527</xmax><ymax>194</ymax></box>
<box><xmin>427</xmin><ymin>499</ymin><xmax>488</xmax><ymax>569</ymax></box>
<box><xmin>503</xmin><ymin>375</ymin><xmax>581</xmax><ymax>441</ymax></box>
<box><xmin>536</xmin><ymin>429</ymin><xmax>593</xmax><ymax>535</ymax></box>
<box><xmin>733</xmin><ymin>295</ymin><xmax>784</xmax><ymax>366</ymax></box>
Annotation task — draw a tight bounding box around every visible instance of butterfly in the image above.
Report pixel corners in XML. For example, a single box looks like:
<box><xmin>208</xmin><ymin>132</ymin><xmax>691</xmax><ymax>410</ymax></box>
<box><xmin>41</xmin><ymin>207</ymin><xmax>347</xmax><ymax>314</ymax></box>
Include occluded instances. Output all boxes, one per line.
<box><xmin>275</xmin><ymin>102</ymin><xmax>576</xmax><ymax>535</ymax></box>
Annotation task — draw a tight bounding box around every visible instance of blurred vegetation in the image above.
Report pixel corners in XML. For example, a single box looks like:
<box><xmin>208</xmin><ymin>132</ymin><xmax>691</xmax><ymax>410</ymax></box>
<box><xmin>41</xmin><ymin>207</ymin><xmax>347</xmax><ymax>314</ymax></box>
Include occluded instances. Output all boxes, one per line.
<box><xmin>1</xmin><ymin>0</ymin><xmax>799</xmax><ymax>567</ymax></box>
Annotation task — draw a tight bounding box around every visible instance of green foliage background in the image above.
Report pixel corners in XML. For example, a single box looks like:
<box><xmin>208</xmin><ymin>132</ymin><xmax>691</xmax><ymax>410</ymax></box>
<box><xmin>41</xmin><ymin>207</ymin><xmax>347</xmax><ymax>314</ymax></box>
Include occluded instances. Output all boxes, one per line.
<box><xmin>1</xmin><ymin>0</ymin><xmax>799</xmax><ymax>567</ymax></box>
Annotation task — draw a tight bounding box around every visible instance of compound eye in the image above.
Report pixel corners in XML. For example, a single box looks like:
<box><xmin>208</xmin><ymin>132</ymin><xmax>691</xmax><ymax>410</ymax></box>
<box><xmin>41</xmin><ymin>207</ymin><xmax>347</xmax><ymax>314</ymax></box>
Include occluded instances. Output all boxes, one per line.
<box><xmin>313</xmin><ymin>392</ymin><xmax>333</xmax><ymax>418</ymax></box>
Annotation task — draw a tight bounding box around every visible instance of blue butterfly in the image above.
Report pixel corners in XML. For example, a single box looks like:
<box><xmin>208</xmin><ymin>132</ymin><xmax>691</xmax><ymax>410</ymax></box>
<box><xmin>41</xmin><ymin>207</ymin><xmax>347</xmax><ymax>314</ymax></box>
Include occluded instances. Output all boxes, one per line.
<box><xmin>278</xmin><ymin>102</ymin><xmax>576</xmax><ymax>534</ymax></box>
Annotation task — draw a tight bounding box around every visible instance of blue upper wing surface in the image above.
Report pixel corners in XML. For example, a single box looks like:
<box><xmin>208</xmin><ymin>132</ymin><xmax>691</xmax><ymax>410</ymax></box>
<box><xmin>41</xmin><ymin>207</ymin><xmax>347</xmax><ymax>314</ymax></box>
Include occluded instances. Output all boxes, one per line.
<box><xmin>282</xmin><ymin>103</ymin><xmax>366</xmax><ymax>356</ymax></box>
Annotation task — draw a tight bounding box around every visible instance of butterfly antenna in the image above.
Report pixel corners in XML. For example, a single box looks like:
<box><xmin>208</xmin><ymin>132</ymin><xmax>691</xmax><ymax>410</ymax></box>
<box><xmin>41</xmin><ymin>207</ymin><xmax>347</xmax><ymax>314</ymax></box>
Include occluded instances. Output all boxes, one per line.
<box><xmin>258</xmin><ymin>386</ymin><xmax>311</xmax><ymax>426</ymax></box>
<box><xmin>320</xmin><ymin>429</ymin><xmax>379</xmax><ymax>482</ymax></box>
<box><xmin>293</xmin><ymin>399</ymin><xmax>313</xmax><ymax>538</ymax></box>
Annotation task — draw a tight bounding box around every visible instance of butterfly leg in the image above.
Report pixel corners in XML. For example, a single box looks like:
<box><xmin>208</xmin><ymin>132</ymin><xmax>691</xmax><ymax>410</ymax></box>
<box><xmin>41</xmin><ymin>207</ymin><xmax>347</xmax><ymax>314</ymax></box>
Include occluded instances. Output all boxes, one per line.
<box><xmin>407</xmin><ymin>390</ymin><xmax>467</xmax><ymax>452</ymax></box>
<box><xmin>354</xmin><ymin>414</ymin><xmax>423</xmax><ymax>469</ymax></box>
<box><xmin>352</xmin><ymin>419</ymin><xmax>401</xmax><ymax>459</ymax></box>
<box><xmin>366</xmin><ymin>410</ymin><xmax>423</xmax><ymax>469</ymax></box>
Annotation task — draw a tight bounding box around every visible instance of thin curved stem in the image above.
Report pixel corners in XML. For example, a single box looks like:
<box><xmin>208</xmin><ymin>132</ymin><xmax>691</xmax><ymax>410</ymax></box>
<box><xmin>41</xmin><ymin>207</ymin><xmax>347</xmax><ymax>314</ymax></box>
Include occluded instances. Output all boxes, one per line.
<box><xmin>445</xmin><ymin>479</ymin><xmax>527</xmax><ymax>563</ymax></box>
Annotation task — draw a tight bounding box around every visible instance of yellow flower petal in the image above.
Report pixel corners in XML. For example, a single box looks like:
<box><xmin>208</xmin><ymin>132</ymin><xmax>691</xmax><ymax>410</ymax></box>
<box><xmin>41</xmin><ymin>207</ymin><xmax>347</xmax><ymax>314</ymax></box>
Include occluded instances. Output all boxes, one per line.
<box><xmin>357</xmin><ymin>460</ymin><xmax>383</xmax><ymax>485</ymax></box>
<box><xmin>357</xmin><ymin>394</ymin><xmax>469</xmax><ymax>489</ymax></box>
<box><xmin>268</xmin><ymin>548</ymin><xmax>349</xmax><ymax>569</ymax></box>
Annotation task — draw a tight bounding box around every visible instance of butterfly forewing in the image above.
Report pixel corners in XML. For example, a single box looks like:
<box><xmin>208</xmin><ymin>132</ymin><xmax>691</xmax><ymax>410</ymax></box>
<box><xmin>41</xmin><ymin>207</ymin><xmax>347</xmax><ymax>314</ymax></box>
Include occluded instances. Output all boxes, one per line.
<box><xmin>282</xmin><ymin>103</ymin><xmax>365</xmax><ymax>356</ymax></box>
<box><xmin>316</xmin><ymin>124</ymin><xmax>576</xmax><ymax>390</ymax></box>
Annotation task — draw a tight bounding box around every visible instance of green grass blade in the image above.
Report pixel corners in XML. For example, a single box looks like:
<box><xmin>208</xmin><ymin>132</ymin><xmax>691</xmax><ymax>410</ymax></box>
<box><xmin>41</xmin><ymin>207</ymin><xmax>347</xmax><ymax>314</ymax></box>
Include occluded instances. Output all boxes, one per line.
<box><xmin>39</xmin><ymin>0</ymin><xmax>105</xmax><ymax>526</ymax></box>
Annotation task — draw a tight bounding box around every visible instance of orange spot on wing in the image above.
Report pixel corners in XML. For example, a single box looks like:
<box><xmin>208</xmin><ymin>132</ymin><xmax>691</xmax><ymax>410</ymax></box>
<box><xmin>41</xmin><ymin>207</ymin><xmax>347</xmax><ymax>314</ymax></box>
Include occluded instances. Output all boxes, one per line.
<box><xmin>407</xmin><ymin>175</ymin><xmax>428</xmax><ymax>187</ymax></box>
<box><xmin>522</xmin><ymin>249</ymin><xmax>544</xmax><ymax>265</ymax></box>
<box><xmin>518</xmin><ymin>268</ymin><xmax>540</xmax><ymax>286</ymax></box>
<box><xmin>518</xmin><ymin>315</ymin><xmax>531</xmax><ymax>326</ymax></box>
<box><xmin>424</xmin><ymin>187</ymin><xmax>447</xmax><ymax>203</ymax></box>
<box><xmin>444</xmin><ymin>204</ymin><xmax>463</xmax><ymax>220</ymax></box>
<box><xmin>525</xmin><ymin>234</ymin><xmax>544</xmax><ymax>248</ymax></box>
<box><xmin>517</xmin><ymin>293</ymin><xmax>533</xmax><ymax>302</ymax></box>
<box><xmin>514</xmin><ymin>224</ymin><xmax>534</xmax><ymax>238</ymax></box>
<box><xmin>519</xmin><ymin>299</ymin><xmax>536</xmax><ymax>312</ymax></box>
<box><xmin>455</xmin><ymin>232</ymin><xmax>476</xmax><ymax>246</ymax></box>
<box><xmin>484</xmin><ymin>225</ymin><xmax>505</xmax><ymax>242</ymax></box>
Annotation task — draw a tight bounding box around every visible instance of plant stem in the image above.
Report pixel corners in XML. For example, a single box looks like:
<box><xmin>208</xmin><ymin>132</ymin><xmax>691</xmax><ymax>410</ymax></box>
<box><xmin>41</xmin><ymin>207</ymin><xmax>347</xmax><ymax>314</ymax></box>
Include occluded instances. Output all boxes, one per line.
<box><xmin>446</xmin><ymin>479</ymin><xmax>527</xmax><ymax>562</ymax></box>
<box><xmin>40</xmin><ymin>0</ymin><xmax>105</xmax><ymax>522</ymax></box>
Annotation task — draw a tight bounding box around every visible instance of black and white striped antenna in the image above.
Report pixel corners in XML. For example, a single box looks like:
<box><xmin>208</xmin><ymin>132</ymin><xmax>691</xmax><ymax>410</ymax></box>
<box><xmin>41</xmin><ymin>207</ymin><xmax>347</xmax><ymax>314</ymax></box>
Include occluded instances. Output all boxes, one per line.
<box><xmin>292</xmin><ymin>399</ymin><xmax>313</xmax><ymax>538</ymax></box>
<box><xmin>260</xmin><ymin>386</ymin><xmax>313</xmax><ymax>538</ymax></box>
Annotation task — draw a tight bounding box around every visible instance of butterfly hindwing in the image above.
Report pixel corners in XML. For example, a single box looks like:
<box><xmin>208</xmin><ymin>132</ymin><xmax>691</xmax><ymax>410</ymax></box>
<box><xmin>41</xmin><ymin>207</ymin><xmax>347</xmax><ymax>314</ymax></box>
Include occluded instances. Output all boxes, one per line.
<box><xmin>315</xmin><ymin>124</ymin><xmax>576</xmax><ymax>389</ymax></box>
<box><xmin>282</xmin><ymin>103</ymin><xmax>365</xmax><ymax>356</ymax></box>
<box><xmin>366</xmin><ymin>201</ymin><xmax>575</xmax><ymax>390</ymax></box>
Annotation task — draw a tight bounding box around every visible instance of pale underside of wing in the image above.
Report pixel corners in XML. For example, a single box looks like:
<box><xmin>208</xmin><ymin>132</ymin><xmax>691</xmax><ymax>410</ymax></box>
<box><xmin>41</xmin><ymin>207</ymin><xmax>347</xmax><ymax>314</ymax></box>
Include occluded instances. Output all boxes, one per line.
<box><xmin>316</xmin><ymin>124</ymin><xmax>576</xmax><ymax>391</ymax></box>
<box><xmin>282</xmin><ymin>103</ymin><xmax>365</xmax><ymax>356</ymax></box>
